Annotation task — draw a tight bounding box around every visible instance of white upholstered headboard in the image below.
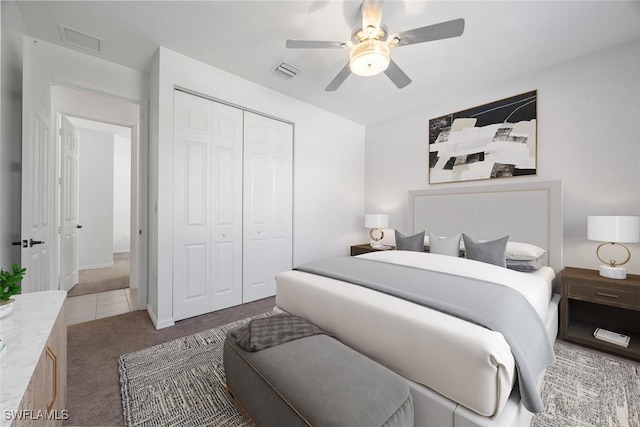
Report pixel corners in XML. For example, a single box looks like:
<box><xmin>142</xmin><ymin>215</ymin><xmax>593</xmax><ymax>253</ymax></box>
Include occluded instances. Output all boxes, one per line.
<box><xmin>409</xmin><ymin>180</ymin><xmax>563</xmax><ymax>273</ymax></box>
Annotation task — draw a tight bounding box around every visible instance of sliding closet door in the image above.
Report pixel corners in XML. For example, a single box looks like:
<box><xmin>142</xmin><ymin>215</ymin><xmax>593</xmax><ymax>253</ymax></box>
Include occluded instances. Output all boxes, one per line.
<box><xmin>243</xmin><ymin>111</ymin><xmax>293</xmax><ymax>303</ymax></box>
<box><xmin>173</xmin><ymin>91</ymin><xmax>243</xmax><ymax>321</ymax></box>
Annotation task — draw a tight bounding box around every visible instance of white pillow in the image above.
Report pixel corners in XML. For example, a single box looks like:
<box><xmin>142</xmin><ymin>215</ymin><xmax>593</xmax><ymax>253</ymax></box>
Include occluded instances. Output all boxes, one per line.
<box><xmin>425</xmin><ymin>235</ymin><xmax>547</xmax><ymax>261</ymax></box>
<box><xmin>428</xmin><ymin>232</ymin><xmax>461</xmax><ymax>257</ymax></box>
<box><xmin>505</xmin><ymin>242</ymin><xmax>546</xmax><ymax>261</ymax></box>
<box><xmin>424</xmin><ymin>234</ymin><xmax>464</xmax><ymax>249</ymax></box>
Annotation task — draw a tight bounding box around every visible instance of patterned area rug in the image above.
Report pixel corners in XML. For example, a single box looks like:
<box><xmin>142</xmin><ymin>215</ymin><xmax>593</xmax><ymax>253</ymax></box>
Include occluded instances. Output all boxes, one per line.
<box><xmin>118</xmin><ymin>314</ymin><xmax>270</xmax><ymax>427</ymax></box>
<box><xmin>533</xmin><ymin>341</ymin><xmax>640</xmax><ymax>427</ymax></box>
<box><xmin>119</xmin><ymin>318</ymin><xmax>639</xmax><ymax>427</ymax></box>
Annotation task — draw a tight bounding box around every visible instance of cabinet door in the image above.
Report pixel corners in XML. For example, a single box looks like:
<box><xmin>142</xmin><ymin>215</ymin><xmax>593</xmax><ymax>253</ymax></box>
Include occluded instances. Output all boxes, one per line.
<box><xmin>243</xmin><ymin>112</ymin><xmax>293</xmax><ymax>303</ymax></box>
<box><xmin>16</xmin><ymin>304</ymin><xmax>67</xmax><ymax>426</ymax></box>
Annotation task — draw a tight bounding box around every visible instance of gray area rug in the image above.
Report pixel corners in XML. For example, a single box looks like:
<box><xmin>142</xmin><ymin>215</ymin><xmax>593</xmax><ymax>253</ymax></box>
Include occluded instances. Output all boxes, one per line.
<box><xmin>68</xmin><ymin>252</ymin><xmax>130</xmax><ymax>297</ymax></box>
<box><xmin>533</xmin><ymin>341</ymin><xmax>639</xmax><ymax>427</ymax></box>
<box><xmin>119</xmin><ymin>318</ymin><xmax>639</xmax><ymax>427</ymax></box>
<box><xmin>119</xmin><ymin>313</ymin><xmax>270</xmax><ymax>427</ymax></box>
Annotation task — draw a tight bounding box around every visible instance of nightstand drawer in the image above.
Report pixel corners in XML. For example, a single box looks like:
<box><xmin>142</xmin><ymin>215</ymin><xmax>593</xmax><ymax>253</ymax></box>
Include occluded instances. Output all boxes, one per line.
<box><xmin>568</xmin><ymin>281</ymin><xmax>640</xmax><ymax>307</ymax></box>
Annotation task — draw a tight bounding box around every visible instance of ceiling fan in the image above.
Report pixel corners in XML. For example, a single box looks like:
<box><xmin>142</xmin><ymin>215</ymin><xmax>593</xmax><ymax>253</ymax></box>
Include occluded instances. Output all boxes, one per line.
<box><xmin>286</xmin><ymin>0</ymin><xmax>465</xmax><ymax>91</ymax></box>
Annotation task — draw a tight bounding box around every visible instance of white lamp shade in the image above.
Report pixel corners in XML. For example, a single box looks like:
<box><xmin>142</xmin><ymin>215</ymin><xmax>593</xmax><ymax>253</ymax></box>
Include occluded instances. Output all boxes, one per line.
<box><xmin>587</xmin><ymin>216</ymin><xmax>640</xmax><ymax>243</ymax></box>
<box><xmin>365</xmin><ymin>214</ymin><xmax>389</xmax><ymax>229</ymax></box>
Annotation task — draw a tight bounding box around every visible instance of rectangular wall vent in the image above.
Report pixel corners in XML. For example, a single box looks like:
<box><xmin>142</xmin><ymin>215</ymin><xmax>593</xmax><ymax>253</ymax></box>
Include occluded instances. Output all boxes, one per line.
<box><xmin>273</xmin><ymin>62</ymin><xmax>301</xmax><ymax>80</ymax></box>
<box><xmin>58</xmin><ymin>24</ymin><xmax>103</xmax><ymax>53</ymax></box>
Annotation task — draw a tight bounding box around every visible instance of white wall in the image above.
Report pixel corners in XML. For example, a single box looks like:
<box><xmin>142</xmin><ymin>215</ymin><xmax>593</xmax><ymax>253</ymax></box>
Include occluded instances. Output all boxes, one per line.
<box><xmin>0</xmin><ymin>1</ymin><xmax>27</xmax><ymax>269</ymax></box>
<box><xmin>113</xmin><ymin>135</ymin><xmax>131</xmax><ymax>253</ymax></box>
<box><xmin>78</xmin><ymin>129</ymin><xmax>114</xmax><ymax>269</ymax></box>
<box><xmin>365</xmin><ymin>39</ymin><xmax>640</xmax><ymax>275</ymax></box>
<box><xmin>1</xmin><ymin>32</ymin><xmax>148</xmax><ymax>300</ymax></box>
<box><xmin>148</xmin><ymin>46</ymin><xmax>365</xmax><ymax>328</ymax></box>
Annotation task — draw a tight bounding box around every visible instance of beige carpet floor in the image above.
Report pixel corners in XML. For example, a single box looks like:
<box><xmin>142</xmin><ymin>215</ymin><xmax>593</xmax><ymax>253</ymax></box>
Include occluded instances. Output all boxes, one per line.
<box><xmin>64</xmin><ymin>296</ymin><xmax>276</xmax><ymax>427</ymax></box>
<box><xmin>68</xmin><ymin>253</ymin><xmax>130</xmax><ymax>297</ymax></box>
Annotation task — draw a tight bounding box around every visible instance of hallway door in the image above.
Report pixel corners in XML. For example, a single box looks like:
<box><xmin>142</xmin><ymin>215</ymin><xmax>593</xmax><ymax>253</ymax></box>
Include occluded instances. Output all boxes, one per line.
<box><xmin>59</xmin><ymin>116</ymin><xmax>80</xmax><ymax>290</ymax></box>
<box><xmin>21</xmin><ymin>38</ymin><xmax>55</xmax><ymax>292</ymax></box>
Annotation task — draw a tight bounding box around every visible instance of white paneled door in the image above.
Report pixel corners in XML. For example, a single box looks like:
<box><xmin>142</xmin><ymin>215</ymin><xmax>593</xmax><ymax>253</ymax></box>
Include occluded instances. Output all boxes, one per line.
<box><xmin>20</xmin><ymin>38</ymin><xmax>54</xmax><ymax>293</ymax></box>
<box><xmin>173</xmin><ymin>91</ymin><xmax>243</xmax><ymax>321</ymax></box>
<box><xmin>173</xmin><ymin>91</ymin><xmax>293</xmax><ymax>320</ymax></box>
<box><xmin>243</xmin><ymin>112</ymin><xmax>293</xmax><ymax>303</ymax></box>
<box><xmin>59</xmin><ymin>116</ymin><xmax>80</xmax><ymax>291</ymax></box>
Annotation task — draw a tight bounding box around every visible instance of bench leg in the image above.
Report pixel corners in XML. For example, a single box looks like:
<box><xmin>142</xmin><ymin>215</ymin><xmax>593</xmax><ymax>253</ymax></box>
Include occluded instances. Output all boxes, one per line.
<box><xmin>225</xmin><ymin>383</ymin><xmax>258</xmax><ymax>427</ymax></box>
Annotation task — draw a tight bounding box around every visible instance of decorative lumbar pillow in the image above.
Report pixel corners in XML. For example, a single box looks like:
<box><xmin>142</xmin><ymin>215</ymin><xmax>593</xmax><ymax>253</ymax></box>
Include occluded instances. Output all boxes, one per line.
<box><xmin>462</xmin><ymin>234</ymin><xmax>509</xmax><ymax>267</ymax></box>
<box><xmin>505</xmin><ymin>242</ymin><xmax>547</xmax><ymax>261</ymax></box>
<box><xmin>395</xmin><ymin>230</ymin><xmax>425</xmax><ymax>252</ymax></box>
<box><xmin>428</xmin><ymin>232</ymin><xmax>462</xmax><ymax>257</ymax></box>
<box><xmin>506</xmin><ymin>258</ymin><xmax>541</xmax><ymax>272</ymax></box>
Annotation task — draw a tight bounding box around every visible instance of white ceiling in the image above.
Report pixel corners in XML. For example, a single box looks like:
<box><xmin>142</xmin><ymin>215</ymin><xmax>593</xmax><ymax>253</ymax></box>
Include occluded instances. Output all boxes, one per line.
<box><xmin>16</xmin><ymin>1</ymin><xmax>640</xmax><ymax>125</ymax></box>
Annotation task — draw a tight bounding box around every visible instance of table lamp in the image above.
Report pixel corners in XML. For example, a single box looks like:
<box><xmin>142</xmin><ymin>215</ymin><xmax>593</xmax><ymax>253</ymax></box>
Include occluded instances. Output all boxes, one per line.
<box><xmin>587</xmin><ymin>215</ymin><xmax>640</xmax><ymax>279</ymax></box>
<box><xmin>365</xmin><ymin>214</ymin><xmax>389</xmax><ymax>247</ymax></box>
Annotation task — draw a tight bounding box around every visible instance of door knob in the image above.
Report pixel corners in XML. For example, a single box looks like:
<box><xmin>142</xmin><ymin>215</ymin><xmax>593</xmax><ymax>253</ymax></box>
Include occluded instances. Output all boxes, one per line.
<box><xmin>11</xmin><ymin>240</ymin><xmax>28</xmax><ymax>248</ymax></box>
<box><xmin>29</xmin><ymin>239</ymin><xmax>44</xmax><ymax>247</ymax></box>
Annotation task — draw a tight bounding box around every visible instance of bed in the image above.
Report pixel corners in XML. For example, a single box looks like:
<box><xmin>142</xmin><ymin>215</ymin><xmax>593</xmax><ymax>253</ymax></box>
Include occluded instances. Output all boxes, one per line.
<box><xmin>275</xmin><ymin>180</ymin><xmax>563</xmax><ymax>427</ymax></box>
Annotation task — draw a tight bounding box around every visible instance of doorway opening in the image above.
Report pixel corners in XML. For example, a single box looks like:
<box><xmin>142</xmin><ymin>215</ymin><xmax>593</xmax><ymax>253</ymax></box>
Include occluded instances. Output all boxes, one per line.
<box><xmin>52</xmin><ymin>85</ymin><xmax>142</xmax><ymax>325</ymax></box>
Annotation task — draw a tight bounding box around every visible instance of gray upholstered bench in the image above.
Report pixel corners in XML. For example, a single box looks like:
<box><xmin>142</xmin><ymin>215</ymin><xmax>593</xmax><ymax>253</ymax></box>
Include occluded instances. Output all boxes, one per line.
<box><xmin>224</xmin><ymin>324</ymin><xmax>414</xmax><ymax>427</ymax></box>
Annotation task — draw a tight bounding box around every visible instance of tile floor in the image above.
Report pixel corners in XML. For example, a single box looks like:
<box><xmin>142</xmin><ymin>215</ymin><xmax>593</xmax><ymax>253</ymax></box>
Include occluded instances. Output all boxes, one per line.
<box><xmin>65</xmin><ymin>288</ymin><xmax>139</xmax><ymax>326</ymax></box>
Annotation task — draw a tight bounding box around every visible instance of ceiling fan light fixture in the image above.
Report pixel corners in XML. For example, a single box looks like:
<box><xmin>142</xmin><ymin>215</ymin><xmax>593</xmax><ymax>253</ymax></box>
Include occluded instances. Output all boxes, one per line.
<box><xmin>349</xmin><ymin>39</ymin><xmax>390</xmax><ymax>77</ymax></box>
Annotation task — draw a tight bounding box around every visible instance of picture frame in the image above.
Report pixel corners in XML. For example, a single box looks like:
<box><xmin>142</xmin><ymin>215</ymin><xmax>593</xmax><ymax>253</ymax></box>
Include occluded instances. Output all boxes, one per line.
<box><xmin>428</xmin><ymin>90</ymin><xmax>537</xmax><ymax>184</ymax></box>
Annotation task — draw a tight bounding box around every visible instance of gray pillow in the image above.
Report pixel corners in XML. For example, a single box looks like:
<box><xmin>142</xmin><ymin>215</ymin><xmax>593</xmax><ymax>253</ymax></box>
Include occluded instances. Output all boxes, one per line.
<box><xmin>428</xmin><ymin>232</ymin><xmax>461</xmax><ymax>257</ymax></box>
<box><xmin>506</xmin><ymin>258</ymin><xmax>541</xmax><ymax>272</ymax></box>
<box><xmin>462</xmin><ymin>234</ymin><xmax>509</xmax><ymax>267</ymax></box>
<box><xmin>395</xmin><ymin>230</ymin><xmax>425</xmax><ymax>252</ymax></box>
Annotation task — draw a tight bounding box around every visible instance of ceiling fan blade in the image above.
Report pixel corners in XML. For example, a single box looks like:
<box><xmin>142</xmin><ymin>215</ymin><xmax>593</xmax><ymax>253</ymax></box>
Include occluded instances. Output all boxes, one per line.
<box><xmin>394</xmin><ymin>18</ymin><xmax>465</xmax><ymax>47</ymax></box>
<box><xmin>325</xmin><ymin>63</ymin><xmax>352</xmax><ymax>92</ymax></box>
<box><xmin>286</xmin><ymin>40</ymin><xmax>347</xmax><ymax>49</ymax></box>
<box><xmin>361</xmin><ymin>0</ymin><xmax>384</xmax><ymax>31</ymax></box>
<box><xmin>384</xmin><ymin>59</ymin><xmax>412</xmax><ymax>89</ymax></box>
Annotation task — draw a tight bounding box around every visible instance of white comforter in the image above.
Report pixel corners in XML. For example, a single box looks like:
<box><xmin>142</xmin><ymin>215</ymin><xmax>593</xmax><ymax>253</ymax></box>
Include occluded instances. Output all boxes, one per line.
<box><xmin>275</xmin><ymin>251</ymin><xmax>554</xmax><ymax>418</ymax></box>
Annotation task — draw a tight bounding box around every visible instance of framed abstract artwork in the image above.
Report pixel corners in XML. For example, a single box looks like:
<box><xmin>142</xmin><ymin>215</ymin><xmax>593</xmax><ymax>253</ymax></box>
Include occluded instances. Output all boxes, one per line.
<box><xmin>428</xmin><ymin>90</ymin><xmax>537</xmax><ymax>184</ymax></box>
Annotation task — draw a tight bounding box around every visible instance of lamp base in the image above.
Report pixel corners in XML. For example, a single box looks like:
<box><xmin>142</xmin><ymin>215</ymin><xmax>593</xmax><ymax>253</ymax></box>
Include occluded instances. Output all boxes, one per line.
<box><xmin>599</xmin><ymin>265</ymin><xmax>627</xmax><ymax>280</ymax></box>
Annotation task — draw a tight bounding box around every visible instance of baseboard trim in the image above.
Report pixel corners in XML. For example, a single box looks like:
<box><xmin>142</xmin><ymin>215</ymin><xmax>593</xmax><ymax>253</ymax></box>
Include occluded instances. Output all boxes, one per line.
<box><xmin>146</xmin><ymin>304</ymin><xmax>174</xmax><ymax>329</ymax></box>
<box><xmin>79</xmin><ymin>262</ymin><xmax>115</xmax><ymax>271</ymax></box>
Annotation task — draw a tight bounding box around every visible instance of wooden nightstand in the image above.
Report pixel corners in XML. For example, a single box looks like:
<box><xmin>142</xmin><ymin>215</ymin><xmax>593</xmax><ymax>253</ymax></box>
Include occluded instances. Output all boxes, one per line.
<box><xmin>350</xmin><ymin>244</ymin><xmax>395</xmax><ymax>256</ymax></box>
<box><xmin>560</xmin><ymin>267</ymin><xmax>640</xmax><ymax>360</ymax></box>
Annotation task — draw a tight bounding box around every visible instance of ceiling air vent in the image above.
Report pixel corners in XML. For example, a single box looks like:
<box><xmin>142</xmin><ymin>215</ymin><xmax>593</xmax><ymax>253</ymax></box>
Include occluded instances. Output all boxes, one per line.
<box><xmin>58</xmin><ymin>24</ymin><xmax>103</xmax><ymax>53</ymax></box>
<box><xmin>273</xmin><ymin>62</ymin><xmax>301</xmax><ymax>80</ymax></box>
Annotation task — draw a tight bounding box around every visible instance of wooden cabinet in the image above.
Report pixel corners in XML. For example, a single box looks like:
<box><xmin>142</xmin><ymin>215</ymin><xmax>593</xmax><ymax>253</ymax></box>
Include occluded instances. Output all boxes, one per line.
<box><xmin>560</xmin><ymin>267</ymin><xmax>640</xmax><ymax>360</ymax></box>
<box><xmin>15</xmin><ymin>305</ymin><xmax>67</xmax><ymax>426</ymax></box>
<box><xmin>0</xmin><ymin>291</ymin><xmax>67</xmax><ymax>427</ymax></box>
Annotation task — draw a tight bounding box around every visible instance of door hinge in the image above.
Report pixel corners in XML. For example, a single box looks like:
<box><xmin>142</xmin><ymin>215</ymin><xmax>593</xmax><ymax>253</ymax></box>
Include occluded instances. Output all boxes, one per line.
<box><xmin>58</xmin><ymin>226</ymin><xmax>63</xmax><ymax>234</ymax></box>
<box><xmin>59</xmin><ymin>128</ymin><xmax>63</xmax><ymax>136</ymax></box>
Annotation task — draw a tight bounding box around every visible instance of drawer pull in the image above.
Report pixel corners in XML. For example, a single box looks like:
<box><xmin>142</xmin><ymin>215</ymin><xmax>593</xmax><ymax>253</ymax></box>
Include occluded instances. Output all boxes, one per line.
<box><xmin>596</xmin><ymin>292</ymin><xmax>620</xmax><ymax>299</ymax></box>
<box><xmin>46</xmin><ymin>345</ymin><xmax>57</xmax><ymax>411</ymax></box>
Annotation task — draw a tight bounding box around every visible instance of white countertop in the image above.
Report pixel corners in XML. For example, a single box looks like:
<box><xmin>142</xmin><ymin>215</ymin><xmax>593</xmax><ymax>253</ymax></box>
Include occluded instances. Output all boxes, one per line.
<box><xmin>0</xmin><ymin>290</ymin><xmax>66</xmax><ymax>425</ymax></box>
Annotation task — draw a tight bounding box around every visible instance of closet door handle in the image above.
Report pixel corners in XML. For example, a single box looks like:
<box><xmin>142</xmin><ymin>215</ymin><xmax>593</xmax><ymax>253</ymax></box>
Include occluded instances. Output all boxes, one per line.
<box><xmin>11</xmin><ymin>240</ymin><xmax>28</xmax><ymax>248</ymax></box>
<box><xmin>30</xmin><ymin>239</ymin><xmax>45</xmax><ymax>247</ymax></box>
